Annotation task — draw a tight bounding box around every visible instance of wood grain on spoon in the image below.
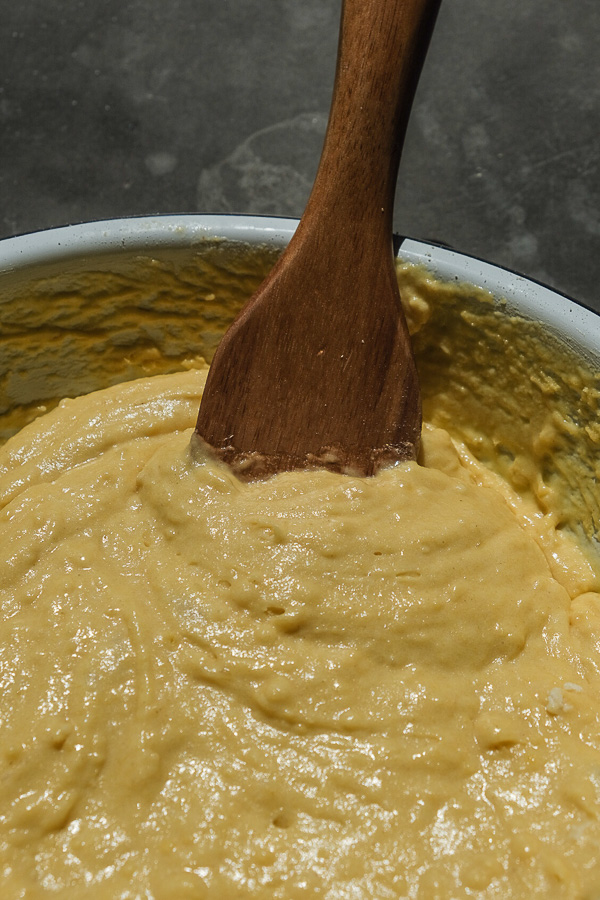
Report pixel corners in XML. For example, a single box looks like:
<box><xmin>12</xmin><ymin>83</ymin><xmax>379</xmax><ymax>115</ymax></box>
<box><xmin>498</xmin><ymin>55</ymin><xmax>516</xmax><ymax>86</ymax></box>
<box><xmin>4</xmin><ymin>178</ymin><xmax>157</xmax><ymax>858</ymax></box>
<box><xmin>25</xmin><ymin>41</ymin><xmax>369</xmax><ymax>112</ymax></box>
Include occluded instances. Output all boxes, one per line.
<box><xmin>196</xmin><ymin>0</ymin><xmax>441</xmax><ymax>478</ymax></box>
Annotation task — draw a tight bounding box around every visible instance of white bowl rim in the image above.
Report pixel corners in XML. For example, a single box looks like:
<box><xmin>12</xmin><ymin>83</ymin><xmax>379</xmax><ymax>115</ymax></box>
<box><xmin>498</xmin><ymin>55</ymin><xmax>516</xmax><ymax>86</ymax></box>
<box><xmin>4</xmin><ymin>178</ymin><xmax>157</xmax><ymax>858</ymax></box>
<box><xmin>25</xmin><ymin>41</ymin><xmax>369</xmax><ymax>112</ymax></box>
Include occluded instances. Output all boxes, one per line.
<box><xmin>0</xmin><ymin>213</ymin><xmax>598</xmax><ymax>360</ymax></box>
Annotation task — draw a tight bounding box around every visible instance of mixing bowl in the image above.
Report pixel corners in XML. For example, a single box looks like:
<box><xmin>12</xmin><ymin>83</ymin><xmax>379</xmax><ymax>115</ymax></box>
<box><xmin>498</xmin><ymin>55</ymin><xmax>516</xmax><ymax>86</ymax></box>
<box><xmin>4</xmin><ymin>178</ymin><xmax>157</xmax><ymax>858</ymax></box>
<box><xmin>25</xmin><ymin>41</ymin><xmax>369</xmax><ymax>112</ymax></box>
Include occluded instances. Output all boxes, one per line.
<box><xmin>1</xmin><ymin>214</ymin><xmax>600</xmax><ymax>897</ymax></box>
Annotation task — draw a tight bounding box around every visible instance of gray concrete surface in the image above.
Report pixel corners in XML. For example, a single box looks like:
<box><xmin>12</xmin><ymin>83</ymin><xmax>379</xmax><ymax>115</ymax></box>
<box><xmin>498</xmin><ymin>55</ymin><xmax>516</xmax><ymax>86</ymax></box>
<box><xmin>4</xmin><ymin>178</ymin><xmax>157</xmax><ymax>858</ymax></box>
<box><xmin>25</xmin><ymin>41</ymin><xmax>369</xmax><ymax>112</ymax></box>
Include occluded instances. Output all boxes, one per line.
<box><xmin>1</xmin><ymin>0</ymin><xmax>599</xmax><ymax>310</ymax></box>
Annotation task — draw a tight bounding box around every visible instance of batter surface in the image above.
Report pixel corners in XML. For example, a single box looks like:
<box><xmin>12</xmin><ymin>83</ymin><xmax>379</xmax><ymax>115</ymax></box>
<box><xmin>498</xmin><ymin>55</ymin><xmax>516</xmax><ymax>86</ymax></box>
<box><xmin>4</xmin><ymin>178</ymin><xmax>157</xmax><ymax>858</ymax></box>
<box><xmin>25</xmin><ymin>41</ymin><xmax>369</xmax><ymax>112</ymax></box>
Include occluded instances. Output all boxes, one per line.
<box><xmin>1</xmin><ymin>369</ymin><xmax>600</xmax><ymax>898</ymax></box>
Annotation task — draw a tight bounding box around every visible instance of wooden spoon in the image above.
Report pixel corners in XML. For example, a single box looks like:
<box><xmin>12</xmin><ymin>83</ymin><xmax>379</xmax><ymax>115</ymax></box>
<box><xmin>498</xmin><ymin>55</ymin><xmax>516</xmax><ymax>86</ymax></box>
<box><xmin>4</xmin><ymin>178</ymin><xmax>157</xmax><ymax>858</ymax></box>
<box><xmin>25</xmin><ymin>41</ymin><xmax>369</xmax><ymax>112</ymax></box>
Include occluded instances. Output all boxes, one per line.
<box><xmin>195</xmin><ymin>0</ymin><xmax>441</xmax><ymax>478</ymax></box>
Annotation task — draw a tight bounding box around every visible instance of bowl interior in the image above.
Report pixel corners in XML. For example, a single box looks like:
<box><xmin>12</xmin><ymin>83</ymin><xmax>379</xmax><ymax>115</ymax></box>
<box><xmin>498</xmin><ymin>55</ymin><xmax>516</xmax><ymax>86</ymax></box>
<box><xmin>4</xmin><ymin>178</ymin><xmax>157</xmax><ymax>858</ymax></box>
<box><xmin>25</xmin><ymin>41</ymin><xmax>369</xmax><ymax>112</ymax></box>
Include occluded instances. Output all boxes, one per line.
<box><xmin>1</xmin><ymin>216</ymin><xmax>599</xmax><ymax>558</ymax></box>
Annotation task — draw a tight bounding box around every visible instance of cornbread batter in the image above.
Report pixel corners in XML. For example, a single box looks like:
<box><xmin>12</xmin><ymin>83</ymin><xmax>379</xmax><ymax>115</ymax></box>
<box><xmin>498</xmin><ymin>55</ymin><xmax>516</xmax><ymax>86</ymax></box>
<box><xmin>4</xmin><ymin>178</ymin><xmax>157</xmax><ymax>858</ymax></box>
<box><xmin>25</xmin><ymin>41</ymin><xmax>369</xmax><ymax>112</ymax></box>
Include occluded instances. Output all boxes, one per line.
<box><xmin>1</xmin><ymin>361</ymin><xmax>600</xmax><ymax>898</ymax></box>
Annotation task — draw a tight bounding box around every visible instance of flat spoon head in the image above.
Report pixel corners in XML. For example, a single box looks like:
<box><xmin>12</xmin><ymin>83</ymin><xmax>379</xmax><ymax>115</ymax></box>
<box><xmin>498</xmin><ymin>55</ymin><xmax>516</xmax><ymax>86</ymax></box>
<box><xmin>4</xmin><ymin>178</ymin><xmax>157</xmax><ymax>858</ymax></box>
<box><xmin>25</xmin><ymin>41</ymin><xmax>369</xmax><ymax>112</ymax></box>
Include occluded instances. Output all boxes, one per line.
<box><xmin>196</xmin><ymin>0</ymin><xmax>441</xmax><ymax>479</ymax></box>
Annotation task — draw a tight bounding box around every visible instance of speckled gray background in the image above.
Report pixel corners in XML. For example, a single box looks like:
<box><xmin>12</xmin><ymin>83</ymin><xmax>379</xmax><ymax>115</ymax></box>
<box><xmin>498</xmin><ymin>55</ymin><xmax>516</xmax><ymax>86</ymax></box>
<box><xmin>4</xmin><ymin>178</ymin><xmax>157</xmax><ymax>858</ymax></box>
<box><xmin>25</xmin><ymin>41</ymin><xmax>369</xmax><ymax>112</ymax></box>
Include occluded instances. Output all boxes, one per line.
<box><xmin>1</xmin><ymin>0</ymin><xmax>599</xmax><ymax>310</ymax></box>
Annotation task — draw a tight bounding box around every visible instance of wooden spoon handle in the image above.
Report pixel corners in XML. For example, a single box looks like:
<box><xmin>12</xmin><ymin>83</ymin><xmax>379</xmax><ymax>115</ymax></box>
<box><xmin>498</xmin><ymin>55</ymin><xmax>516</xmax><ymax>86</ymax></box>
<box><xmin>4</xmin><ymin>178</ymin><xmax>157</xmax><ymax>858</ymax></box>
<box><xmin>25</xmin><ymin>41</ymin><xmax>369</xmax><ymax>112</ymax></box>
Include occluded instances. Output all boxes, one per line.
<box><xmin>302</xmin><ymin>0</ymin><xmax>441</xmax><ymax>242</ymax></box>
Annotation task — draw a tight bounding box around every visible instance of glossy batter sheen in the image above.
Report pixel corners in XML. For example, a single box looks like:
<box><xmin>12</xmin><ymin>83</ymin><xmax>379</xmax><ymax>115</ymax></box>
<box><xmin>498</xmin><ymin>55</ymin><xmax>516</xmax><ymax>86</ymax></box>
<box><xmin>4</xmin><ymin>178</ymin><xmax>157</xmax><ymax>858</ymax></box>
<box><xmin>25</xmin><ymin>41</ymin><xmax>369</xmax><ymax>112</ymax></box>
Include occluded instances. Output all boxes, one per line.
<box><xmin>1</xmin><ymin>369</ymin><xmax>600</xmax><ymax>899</ymax></box>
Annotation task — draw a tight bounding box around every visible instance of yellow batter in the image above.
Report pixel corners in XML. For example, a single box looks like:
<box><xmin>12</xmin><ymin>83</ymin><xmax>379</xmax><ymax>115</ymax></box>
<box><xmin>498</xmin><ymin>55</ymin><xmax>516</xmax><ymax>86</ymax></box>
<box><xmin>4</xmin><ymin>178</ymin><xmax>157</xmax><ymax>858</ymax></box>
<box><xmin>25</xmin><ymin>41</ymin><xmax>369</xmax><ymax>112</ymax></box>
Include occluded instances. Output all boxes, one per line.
<box><xmin>1</xmin><ymin>363</ymin><xmax>600</xmax><ymax>898</ymax></box>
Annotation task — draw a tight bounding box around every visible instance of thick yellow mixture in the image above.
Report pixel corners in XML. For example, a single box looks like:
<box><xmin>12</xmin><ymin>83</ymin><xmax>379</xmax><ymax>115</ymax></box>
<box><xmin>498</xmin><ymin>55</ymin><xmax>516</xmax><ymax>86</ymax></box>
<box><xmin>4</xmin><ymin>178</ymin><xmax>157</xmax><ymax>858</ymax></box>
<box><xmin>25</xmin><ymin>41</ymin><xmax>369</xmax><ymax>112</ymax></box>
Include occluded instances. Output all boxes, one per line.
<box><xmin>1</xmin><ymin>363</ymin><xmax>600</xmax><ymax>898</ymax></box>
